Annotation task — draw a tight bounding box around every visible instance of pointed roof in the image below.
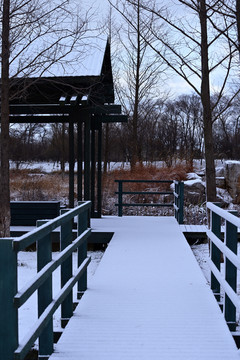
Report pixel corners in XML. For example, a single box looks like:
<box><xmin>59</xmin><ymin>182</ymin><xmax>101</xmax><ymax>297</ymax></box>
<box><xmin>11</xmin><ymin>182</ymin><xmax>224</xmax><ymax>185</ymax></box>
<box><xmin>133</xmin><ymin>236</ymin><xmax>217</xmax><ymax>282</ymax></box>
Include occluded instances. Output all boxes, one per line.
<box><xmin>9</xmin><ymin>37</ymin><xmax>114</xmax><ymax>105</ymax></box>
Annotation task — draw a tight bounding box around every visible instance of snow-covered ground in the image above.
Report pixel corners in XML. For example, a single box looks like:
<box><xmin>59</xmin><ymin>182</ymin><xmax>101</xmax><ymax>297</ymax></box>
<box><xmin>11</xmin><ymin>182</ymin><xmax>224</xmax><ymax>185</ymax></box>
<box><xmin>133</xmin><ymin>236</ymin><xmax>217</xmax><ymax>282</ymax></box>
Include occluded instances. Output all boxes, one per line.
<box><xmin>17</xmin><ymin>250</ymin><xmax>104</xmax><ymax>345</ymax></box>
<box><xmin>191</xmin><ymin>242</ymin><xmax>240</xmax><ymax>330</ymax></box>
<box><xmin>10</xmin><ymin>159</ymin><xmax>230</xmax><ymax>173</ymax></box>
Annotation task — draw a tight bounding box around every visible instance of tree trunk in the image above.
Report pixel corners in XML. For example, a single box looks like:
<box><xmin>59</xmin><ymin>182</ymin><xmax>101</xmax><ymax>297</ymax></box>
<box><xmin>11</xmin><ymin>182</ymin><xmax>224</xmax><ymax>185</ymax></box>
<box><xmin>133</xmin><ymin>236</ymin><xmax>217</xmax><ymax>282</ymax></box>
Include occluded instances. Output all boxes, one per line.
<box><xmin>130</xmin><ymin>0</ymin><xmax>140</xmax><ymax>171</ymax></box>
<box><xmin>0</xmin><ymin>0</ymin><xmax>11</xmax><ymax>237</ymax></box>
<box><xmin>199</xmin><ymin>0</ymin><xmax>216</xmax><ymax>202</ymax></box>
<box><xmin>236</xmin><ymin>0</ymin><xmax>240</xmax><ymax>54</ymax></box>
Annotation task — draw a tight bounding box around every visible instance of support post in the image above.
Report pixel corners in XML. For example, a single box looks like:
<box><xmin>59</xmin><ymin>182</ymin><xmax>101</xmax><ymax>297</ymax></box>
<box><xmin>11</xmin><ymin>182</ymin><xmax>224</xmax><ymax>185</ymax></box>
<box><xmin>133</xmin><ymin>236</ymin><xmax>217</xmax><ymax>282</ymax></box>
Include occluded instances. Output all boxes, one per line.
<box><xmin>224</xmin><ymin>211</ymin><xmax>238</xmax><ymax>331</ymax></box>
<box><xmin>90</xmin><ymin>122</ymin><xmax>96</xmax><ymax>217</ymax></box>
<box><xmin>84</xmin><ymin>115</ymin><xmax>91</xmax><ymax>201</ymax></box>
<box><xmin>97</xmin><ymin>122</ymin><xmax>102</xmax><ymax>218</ymax></box>
<box><xmin>210</xmin><ymin>204</ymin><xmax>221</xmax><ymax>302</ymax></box>
<box><xmin>69</xmin><ymin>121</ymin><xmax>75</xmax><ymax>208</ymax></box>
<box><xmin>60</xmin><ymin>209</ymin><xmax>73</xmax><ymax>327</ymax></box>
<box><xmin>37</xmin><ymin>220</ymin><xmax>53</xmax><ymax>360</ymax></box>
<box><xmin>77</xmin><ymin>120</ymin><xmax>83</xmax><ymax>202</ymax></box>
<box><xmin>77</xmin><ymin>206</ymin><xmax>89</xmax><ymax>299</ymax></box>
<box><xmin>174</xmin><ymin>181</ymin><xmax>184</xmax><ymax>224</ymax></box>
<box><xmin>178</xmin><ymin>181</ymin><xmax>184</xmax><ymax>224</ymax></box>
<box><xmin>0</xmin><ymin>238</ymin><xmax>18</xmax><ymax>360</ymax></box>
<box><xmin>118</xmin><ymin>181</ymin><xmax>123</xmax><ymax>217</ymax></box>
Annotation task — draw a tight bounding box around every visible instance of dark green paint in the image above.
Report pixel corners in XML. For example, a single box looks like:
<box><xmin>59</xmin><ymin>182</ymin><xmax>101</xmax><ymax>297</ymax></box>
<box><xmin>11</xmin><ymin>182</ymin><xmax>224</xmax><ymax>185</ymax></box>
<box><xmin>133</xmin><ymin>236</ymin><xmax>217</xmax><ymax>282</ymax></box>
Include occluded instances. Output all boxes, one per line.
<box><xmin>0</xmin><ymin>202</ymin><xmax>91</xmax><ymax>360</ymax></box>
<box><xmin>115</xmin><ymin>179</ymin><xmax>183</xmax><ymax>222</ymax></box>
<box><xmin>0</xmin><ymin>239</ymin><xmax>18</xmax><ymax>360</ymax></box>
<box><xmin>37</xmin><ymin>220</ymin><xmax>53</xmax><ymax>358</ymax></box>
<box><xmin>60</xmin><ymin>210</ymin><xmax>73</xmax><ymax>327</ymax></box>
<box><xmin>224</xmin><ymin>211</ymin><xmax>238</xmax><ymax>331</ymax></box>
<box><xmin>210</xmin><ymin>204</ymin><xmax>221</xmax><ymax>302</ymax></box>
<box><xmin>77</xmin><ymin>208</ymin><xmax>89</xmax><ymax>298</ymax></box>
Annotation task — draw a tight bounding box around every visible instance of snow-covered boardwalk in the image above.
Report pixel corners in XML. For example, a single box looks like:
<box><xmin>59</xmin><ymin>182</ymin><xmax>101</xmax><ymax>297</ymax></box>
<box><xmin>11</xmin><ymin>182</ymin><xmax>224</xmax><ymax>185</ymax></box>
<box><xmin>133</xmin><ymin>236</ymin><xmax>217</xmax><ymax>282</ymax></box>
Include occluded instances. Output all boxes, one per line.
<box><xmin>49</xmin><ymin>216</ymin><xmax>239</xmax><ymax>360</ymax></box>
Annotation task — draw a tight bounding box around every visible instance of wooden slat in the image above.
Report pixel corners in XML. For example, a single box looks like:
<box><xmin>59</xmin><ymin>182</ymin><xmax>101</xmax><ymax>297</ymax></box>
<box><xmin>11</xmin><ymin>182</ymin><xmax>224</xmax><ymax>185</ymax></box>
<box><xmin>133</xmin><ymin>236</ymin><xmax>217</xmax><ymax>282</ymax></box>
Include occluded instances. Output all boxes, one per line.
<box><xmin>49</xmin><ymin>216</ymin><xmax>239</xmax><ymax>360</ymax></box>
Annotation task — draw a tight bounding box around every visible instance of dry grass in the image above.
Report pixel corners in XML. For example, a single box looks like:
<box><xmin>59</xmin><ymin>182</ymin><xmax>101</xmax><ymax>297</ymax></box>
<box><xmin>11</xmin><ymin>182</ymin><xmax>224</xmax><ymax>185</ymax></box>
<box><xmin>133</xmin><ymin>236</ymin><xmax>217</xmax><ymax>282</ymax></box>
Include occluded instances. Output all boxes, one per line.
<box><xmin>10</xmin><ymin>163</ymin><xmax>191</xmax><ymax>216</ymax></box>
<box><xmin>102</xmin><ymin>163</ymin><xmax>191</xmax><ymax>216</ymax></box>
<box><xmin>10</xmin><ymin>169</ymin><xmax>70</xmax><ymax>205</ymax></box>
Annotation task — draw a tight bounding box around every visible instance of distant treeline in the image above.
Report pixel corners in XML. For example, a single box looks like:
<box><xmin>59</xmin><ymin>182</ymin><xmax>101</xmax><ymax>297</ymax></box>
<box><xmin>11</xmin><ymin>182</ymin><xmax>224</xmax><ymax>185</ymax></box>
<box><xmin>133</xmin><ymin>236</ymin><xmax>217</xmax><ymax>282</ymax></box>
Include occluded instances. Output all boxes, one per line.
<box><xmin>9</xmin><ymin>94</ymin><xmax>240</xmax><ymax>168</ymax></box>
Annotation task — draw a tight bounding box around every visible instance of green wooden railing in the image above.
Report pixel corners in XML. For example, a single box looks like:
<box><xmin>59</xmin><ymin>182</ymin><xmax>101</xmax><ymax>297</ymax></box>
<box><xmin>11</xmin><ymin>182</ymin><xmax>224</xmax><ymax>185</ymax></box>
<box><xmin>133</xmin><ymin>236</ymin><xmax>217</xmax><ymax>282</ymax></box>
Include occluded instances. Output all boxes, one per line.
<box><xmin>207</xmin><ymin>202</ymin><xmax>240</xmax><ymax>332</ymax></box>
<box><xmin>0</xmin><ymin>201</ymin><xmax>91</xmax><ymax>360</ymax></box>
<box><xmin>115</xmin><ymin>179</ymin><xmax>184</xmax><ymax>224</ymax></box>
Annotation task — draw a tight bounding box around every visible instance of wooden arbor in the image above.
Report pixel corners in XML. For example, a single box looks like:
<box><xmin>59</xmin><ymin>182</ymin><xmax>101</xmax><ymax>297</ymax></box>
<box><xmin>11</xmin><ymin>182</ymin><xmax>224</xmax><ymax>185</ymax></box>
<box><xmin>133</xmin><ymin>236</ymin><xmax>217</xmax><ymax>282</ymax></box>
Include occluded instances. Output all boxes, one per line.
<box><xmin>8</xmin><ymin>39</ymin><xmax>127</xmax><ymax>217</ymax></box>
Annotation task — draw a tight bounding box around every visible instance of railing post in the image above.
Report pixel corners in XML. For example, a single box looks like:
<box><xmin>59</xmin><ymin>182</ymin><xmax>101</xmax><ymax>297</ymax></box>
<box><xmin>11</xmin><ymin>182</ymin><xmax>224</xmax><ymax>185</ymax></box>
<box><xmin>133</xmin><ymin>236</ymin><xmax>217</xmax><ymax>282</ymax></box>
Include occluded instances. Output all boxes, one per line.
<box><xmin>37</xmin><ymin>220</ymin><xmax>53</xmax><ymax>360</ymax></box>
<box><xmin>60</xmin><ymin>209</ymin><xmax>73</xmax><ymax>328</ymax></box>
<box><xmin>118</xmin><ymin>181</ymin><xmax>123</xmax><ymax>217</ymax></box>
<box><xmin>178</xmin><ymin>181</ymin><xmax>184</xmax><ymax>224</ymax></box>
<box><xmin>0</xmin><ymin>238</ymin><xmax>18</xmax><ymax>360</ymax></box>
<box><xmin>224</xmin><ymin>211</ymin><xmax>238</xmax><ymax>331</ymax></box>
<box><xmin>77</xmin><ymin>205</ymin><xmax>89</xmax><ymax>299</ymax></box>
<box><xmin>174</xmin><ymin>181</ymin><xmax>177</xmax><ymax>221</ymax></box>
<box><xmin>174</xmin><ymin>181</ymin><xmax>184</xmax><ymax>224</ymax></box>
<box><xmin>210</xmin><ymin>204</ymin><xmax>221</xmax><ymax>302</ymax></box>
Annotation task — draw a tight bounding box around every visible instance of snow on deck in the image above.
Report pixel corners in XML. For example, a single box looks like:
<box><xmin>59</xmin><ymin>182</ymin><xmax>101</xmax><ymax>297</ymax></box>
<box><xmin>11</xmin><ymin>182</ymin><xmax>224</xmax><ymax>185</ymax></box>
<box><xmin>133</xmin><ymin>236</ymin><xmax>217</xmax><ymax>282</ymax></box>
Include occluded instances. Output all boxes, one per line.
<box><xmin>49</xmin><ymin>216</ymin><xmax>239</xmax><ymax>360</ymax></box>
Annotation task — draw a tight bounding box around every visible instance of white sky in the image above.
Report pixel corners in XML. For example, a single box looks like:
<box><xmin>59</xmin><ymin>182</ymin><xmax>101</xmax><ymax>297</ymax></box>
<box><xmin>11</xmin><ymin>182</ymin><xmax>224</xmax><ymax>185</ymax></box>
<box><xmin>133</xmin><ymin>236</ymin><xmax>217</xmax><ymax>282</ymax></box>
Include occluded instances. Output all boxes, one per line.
<box><xmin>39</xmin><ymin>0</ymin><xmax>237</xmax><ymax>98</ymax></box>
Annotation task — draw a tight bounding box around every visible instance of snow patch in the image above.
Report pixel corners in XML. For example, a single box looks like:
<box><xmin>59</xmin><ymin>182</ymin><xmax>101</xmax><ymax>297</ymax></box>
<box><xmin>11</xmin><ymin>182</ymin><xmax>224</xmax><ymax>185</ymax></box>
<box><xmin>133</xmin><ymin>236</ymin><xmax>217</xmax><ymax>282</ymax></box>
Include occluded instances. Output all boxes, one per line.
<box><xmin>187</xmin><ymin>172</ymin><xmax>202</xmax><ymax>180</ymax></box>
<box><xmin>184</xmin><ymin>178</ymin><xmax>205</xmax><ymax>187</ymax></box>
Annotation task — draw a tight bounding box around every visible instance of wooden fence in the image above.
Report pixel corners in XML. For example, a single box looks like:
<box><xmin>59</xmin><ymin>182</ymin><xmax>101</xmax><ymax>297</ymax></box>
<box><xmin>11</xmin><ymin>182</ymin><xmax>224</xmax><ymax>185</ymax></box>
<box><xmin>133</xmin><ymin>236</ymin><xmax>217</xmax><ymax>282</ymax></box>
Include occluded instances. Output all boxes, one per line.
<box><xmin>115</xmin><ymin>179</ymin><xmax>184</xmax><ymax>223</ymax></box>
<box><xmin>0</xmin><ymin>201</ymin><xmax>91</xmax><ymax>360</ymax></box>
<box><xmin>207</xmin><ymin>202</ymin><xmax>240</xmax><ymax>332</ymax></box>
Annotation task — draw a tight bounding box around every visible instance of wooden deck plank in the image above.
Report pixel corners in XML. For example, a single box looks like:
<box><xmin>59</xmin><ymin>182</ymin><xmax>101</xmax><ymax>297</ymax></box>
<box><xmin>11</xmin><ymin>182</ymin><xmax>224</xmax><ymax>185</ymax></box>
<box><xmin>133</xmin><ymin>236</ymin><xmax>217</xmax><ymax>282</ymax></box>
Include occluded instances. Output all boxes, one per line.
<box><xmin>49</xmin><ymin>216</ymin><xmax>239</xmax><ymax>360</ymax></box>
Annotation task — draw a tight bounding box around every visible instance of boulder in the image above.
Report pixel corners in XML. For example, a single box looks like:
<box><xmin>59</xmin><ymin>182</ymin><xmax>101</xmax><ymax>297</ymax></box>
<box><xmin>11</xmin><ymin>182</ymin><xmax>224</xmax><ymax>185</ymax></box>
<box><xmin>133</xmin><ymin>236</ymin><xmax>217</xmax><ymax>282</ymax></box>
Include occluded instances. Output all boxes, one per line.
<box><xmin>224</xmin><ymin>161</ymin><xmax>240</xmax><ymax>203</ymax></box>
<box><xmin>216</xmin><ymin>166</ymin><xmax>225</xmax><ymax>177</ymax></box>
<box><xmin>183</xmin><ymin>179</ymin><xmax>206</xmax><ymax>205</ymax></box>
<box><xmin>215</xmin><ymin>166</ymin><xmax>226</xmax><ymax>188</ymax></box>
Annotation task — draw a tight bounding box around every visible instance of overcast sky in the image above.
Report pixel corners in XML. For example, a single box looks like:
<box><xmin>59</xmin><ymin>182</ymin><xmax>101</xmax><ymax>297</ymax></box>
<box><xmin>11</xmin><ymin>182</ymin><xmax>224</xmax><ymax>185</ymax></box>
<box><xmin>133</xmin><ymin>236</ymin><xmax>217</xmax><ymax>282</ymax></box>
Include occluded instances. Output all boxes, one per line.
<box><xmin>79</xmin><ymin>0</ymin><xmax>234</xmax><ymax>98</ymax></box>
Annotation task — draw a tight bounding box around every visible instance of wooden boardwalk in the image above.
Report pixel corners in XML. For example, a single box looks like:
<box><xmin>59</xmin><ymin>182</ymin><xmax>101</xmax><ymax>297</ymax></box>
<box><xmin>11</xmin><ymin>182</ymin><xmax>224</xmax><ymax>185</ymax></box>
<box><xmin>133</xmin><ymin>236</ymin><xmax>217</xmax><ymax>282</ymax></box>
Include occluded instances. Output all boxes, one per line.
<box><xmin>49</xmin><ymin>216</ymin><xmax>239</xmax><ymax>360</ymax></box>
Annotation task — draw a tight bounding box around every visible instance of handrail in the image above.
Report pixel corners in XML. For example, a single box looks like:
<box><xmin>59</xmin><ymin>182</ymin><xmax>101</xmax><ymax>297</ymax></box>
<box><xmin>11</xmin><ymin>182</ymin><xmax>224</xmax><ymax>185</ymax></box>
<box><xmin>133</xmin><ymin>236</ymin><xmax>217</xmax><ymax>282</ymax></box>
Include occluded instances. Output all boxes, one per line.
<box><xmin>115</xmin><ymin>179</ymin><xmax>184</xmax><ymax>223</ymax></box>
<box><xmin>207</xmin><ymin>202</ymin><xmax>240</xmax><ymax>332</ymax></box>
<box><xmin>0</xmin><ymin>201</ymin><xmax>91</xmax><ymax>360</ymax></box>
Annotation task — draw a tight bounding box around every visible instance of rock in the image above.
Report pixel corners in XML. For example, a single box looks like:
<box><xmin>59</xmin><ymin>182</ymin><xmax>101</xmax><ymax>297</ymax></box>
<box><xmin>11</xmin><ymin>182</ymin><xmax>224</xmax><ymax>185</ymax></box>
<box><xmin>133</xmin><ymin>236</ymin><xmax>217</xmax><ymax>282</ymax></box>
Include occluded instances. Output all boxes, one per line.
<box><xmin>224</xmin><ymin>161</ymin><xmax>240</xmax><ymax>203</ymax></box>
<box><xmin>187</xmin><ymin>173</ymin><xmax>202</xmax><ymax>180</ymax></box>
<box><xmin>216</xmin><ymin>166</ymin><xmax>225</xmax><ymax>177</ymax></box>
<box><xmin>216</xmin><ymin>188</ymin><xmax>233</xmax><ymax>205</ymax></box>
<box><xmin>183</xmin><ymin>179</ymin><xmax>206</xmax><ymax>204</ymax></box>
<box><xmin>216</xmin><ymin>177</ymin><xmax>225</xmax><ymax>189</ymax></box>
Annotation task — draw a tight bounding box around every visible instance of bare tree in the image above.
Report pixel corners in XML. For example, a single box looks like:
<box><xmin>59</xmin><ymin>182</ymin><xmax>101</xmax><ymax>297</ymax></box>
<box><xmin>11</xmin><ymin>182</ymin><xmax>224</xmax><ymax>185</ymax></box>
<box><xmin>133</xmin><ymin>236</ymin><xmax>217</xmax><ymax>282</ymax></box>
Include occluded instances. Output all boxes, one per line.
<box><xmin>109</xmin><ymin>0</ymin><xmax>165</xmax><ymax>170</ymax></box>
<box><xmin>176</xmin><ymin>94</ymin><xmax>203</xmax><ymax>167</ymax></box>
<box><xmin>0</xmin><ymin>0</ymin><xmax>95</xmax><ymax>236</ymax></box>
<box><xmin>116</xmin><ymin>0</ymin><xmax>239</xmax><ymax>202</ymax></box>
<box><xmin>1</xmin><ymin>0</ymin><xmax>11</xmax><ymax>236</ymax></box>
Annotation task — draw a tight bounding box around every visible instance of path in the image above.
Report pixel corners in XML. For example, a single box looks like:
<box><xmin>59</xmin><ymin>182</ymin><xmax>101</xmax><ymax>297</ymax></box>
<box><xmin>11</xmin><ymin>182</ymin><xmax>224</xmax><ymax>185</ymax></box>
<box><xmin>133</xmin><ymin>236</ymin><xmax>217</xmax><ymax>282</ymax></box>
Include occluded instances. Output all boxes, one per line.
<box><xmin>49</xmin><ymin>216</ymin><xmax>239</xmax><ymax>359</ymax></box>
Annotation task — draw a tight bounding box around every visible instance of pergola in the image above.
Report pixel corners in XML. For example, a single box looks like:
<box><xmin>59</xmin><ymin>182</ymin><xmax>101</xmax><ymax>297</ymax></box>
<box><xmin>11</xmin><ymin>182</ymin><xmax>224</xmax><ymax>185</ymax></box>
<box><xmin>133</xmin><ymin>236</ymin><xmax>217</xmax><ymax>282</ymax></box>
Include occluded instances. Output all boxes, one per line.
<box><xmin>8</xmin><ymin>38</ymin><xmax>127</xmax><ymax>217</ymax></box>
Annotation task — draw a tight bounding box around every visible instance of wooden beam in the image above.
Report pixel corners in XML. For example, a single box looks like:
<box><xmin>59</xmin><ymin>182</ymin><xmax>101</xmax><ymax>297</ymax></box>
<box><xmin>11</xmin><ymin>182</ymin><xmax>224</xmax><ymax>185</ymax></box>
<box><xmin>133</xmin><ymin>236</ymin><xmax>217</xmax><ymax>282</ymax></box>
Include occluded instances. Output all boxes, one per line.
<box><xmin>96</xmin><ymin>114</ymin><xmax>128</xmax><ymax>123</ymax></box>
<box><xmin>9</xmin><ymin>115</ymin><xmax>69</xmax><ymax>123</ymax></box>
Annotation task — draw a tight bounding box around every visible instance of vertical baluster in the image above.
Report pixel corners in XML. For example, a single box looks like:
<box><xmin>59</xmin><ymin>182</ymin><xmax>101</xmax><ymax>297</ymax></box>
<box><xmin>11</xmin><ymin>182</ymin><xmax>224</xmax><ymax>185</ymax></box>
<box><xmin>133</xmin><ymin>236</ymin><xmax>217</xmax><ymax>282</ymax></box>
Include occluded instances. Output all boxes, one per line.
<box><xmin>77</xmin><ymin>206</ymin><xmax>89</xmax><ymax>299</ymax></box>
<box><xmin>224</xmin><ymin>211</ymin><xmax>238</xmax><ymax>331</ymax></box>
<box><xmin>178</xmin><ymin>181</ymin><xmax>184</xmax><ymax>224</ymax></box>
<box><xmin>60</xmin><ymin>210</ymin><xmax>73</xmax><ymax>328</ymax></box>
<box><xmin>0</xmin><ymin>238</ymin><xmax>18</xmax><ymax>360</ymax></box>
<box><xmin>118</xmin><ymin>181</ymin><xmax>123</xmax><ymax>217</ymax></box>
<box><xmin>210</xmin><ymin>205</ymin><xmax>221</xmax><ymax>302</ymax></box>
<box><xmin>174</xmin><ymin>181</ymin><xmax>177</xmax><ymax>221</ymax></box>
<box><xmin>37</xmin><ymin>220</ymin><xmax>53</xmax><ymax>360</ymax></box>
